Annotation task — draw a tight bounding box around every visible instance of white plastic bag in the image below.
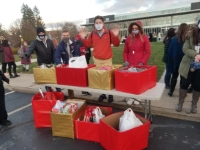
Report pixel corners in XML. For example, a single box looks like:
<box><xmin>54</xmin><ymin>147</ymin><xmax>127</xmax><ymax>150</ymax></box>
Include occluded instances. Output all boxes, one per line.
<box><xmin>68</xmin><ymin>56</ymin><xmax>88</xmax><ymax>68</ymax></box>
<box><xmin>93</xmin><ymin>107</ymin><xmax>105</xmax><ymax>123</ymax></box>
<box><xmin>119</xmin><ymin>108</ymin><xmax>143</xmax><ymax>132</ymax></box>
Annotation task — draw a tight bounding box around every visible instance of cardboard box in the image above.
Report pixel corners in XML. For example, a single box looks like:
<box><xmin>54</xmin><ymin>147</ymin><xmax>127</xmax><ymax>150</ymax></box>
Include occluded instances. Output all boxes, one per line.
<box><xmin>100</xmin><ymin>112</ymin><xmax>150</xmax><ymax>150</ymax></box>
<box><xmin>50</xmin><ymin>99</ymin><xmax>86</xmax><ymax>138</ymax></box>
<box><xmin>74</xmin><ymin>106</ymin><xmax>112</xmax><ymax>142</ymax></box>
<box><xmin>56</xmin><ymin>64</ymin><xmax>95</xmax><ymax>87</ymax></box>
<box><xmin>115</xmin><ymin>66</ymin><xmax>156</xmax><ymax>94</ymax></box>
<box><xmin>32</xmin><ymin>92</ymin><xmax>64</xmax><ymax>128</ymax></box>
<box><xmin>33</xmin><ymin>67</ymin><xmax>57</xmax><ymax>84</ymax></box>
<box><xmin>88</xmin><ymin>65</ymin><xmax>123</xmax><ymax>90</ymax></box>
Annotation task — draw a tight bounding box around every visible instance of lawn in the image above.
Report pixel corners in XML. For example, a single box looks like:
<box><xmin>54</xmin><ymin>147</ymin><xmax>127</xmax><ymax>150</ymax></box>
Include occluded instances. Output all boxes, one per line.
<box><xmin>16</xmin><ymin>42</ymin><xmax>165</xmax><ymax>81</ymax></box>
<box><xmin>14</xmin><ymin>54</ymin><xmax>37</xmax><ymax>62</ymax></box>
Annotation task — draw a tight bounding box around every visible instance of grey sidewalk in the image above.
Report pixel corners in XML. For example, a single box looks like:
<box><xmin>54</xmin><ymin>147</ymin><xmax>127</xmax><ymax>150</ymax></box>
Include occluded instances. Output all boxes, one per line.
<box><xmin>3</xmin><ymin>68</ymin><xmax>200</xmax><ymax>123</ymax></box>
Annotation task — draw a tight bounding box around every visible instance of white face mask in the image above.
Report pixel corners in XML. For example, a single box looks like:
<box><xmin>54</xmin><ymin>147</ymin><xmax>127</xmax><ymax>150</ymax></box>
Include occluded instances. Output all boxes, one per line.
<box><xmin>95</xmin><ymin>24</ymin><xmax>103</xmax><ymax>31</ymax></box>
<box><xmin>198</xmin><ymin>23</ymin><xmax>200</xmax><ymax>29</ymax></box>
<box><xmin>132</xmin><ymin>30</ymin><xmax>139</xmax><ymax>34</ymax></box>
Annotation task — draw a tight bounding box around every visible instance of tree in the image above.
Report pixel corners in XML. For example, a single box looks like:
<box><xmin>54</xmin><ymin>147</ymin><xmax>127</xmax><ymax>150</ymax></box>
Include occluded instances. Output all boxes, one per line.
<box><xmin>33</xmin><ymin>6</ymin><xmax>45</xmax><ymax>28</ymax></box>
<box><xmin>62</xmin><ymin>22</ymin><xmax>78</xmax><ymax>40</ymax></box>
<box><xmin>8</xmin><ymin>19</ymin><xmax>22</xmax><ymax>47</ymax></box>
<box><xmin>20</xmin><ymin>4</ymin><xmax>45</xmax><ymax>44</ymax></box>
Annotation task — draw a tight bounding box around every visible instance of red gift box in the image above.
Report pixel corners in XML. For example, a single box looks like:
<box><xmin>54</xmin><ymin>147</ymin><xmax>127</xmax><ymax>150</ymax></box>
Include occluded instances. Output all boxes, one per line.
<box><xmin>115</xmin><ymin>66</ymin><xmax>156</xmax><ymax>94</ymax></box>
<box><xmin>32</xmin><ymin>92</ymin><xmax>64</xmax><ymax>128</ymax></box>
<box><xmin>74</xmin><ymin>106</ymin><xmax>112</xmax><ymax>142</ymax></box>
<box><xmin>56</xmin><ymin>64</ymin><xmax>95</xmax><ymax>87</ymax></box>
<box><xmin>100</xmin><ymin>112</ymin><xmax>150</xmax><ymax>150</ymax></box>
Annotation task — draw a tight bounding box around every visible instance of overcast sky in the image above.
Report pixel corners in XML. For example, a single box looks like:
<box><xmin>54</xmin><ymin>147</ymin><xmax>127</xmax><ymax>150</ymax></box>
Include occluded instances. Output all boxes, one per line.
<box><xmin>1</xmin><ymin>0</ymin><xmax>198</xmax><ymax>29</ymax></box>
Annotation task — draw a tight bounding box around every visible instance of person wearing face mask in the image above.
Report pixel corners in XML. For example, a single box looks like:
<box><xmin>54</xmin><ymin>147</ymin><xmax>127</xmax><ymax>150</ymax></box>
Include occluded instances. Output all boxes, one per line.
<box><xmin>123</xmin><ymin>21</ymin><xmax>151</xmax><ymax>67</ymax></box>
<box><xmin>79</xmin><ymin>15</ymin><xmax>120</xmax><ymax>103</ymax></box>
<box><xmin>176</xmin><ymin>18</ymin><xmax>200</xmax><ymax>113</ymax></box>
<box><xmin>55</xmin><ymin>30</ymin><xmax>80</xmax><ymax>67</ymax></box>
<box><xmin>21</xmin><ymin>41</ymin><xmax>31</xmax><ymax>72</ymax></box>
<box><xmin>24</xmin><ymin>27</ymin><xmax>55</xmax><ymax>66</ymax></box>
<box><xmin>167</xmin><ymin>23</ymin><xmax>189</xmax><ymax>97</ymax></box>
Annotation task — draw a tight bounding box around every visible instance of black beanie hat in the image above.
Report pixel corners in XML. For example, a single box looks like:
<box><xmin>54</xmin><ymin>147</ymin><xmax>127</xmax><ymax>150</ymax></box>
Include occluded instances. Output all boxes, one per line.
<box><xmin>36</xmin><ymin>27</ymin><xmax>45</xmax><ymax>34</ymax></box>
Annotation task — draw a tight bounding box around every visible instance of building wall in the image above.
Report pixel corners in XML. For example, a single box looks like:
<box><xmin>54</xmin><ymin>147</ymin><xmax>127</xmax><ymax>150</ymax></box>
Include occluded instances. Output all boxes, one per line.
<box><xmin>85</xmin><ymin>12</ymin><xmax>200</xmax><ymax>38</ymax></box>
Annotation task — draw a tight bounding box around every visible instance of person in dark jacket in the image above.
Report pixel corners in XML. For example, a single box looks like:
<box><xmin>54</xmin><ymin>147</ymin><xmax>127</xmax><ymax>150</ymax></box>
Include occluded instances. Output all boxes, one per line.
<box><xmin>2</xmin><ymin>40</ymin><xmax>20</xmax><ymax>78</ymax></box>
<box><xmin>0</xmin><ymin>69</ymin><xmax>11</xmax><ymax>127</ymax></box>
<box><xmin>167</xmin><ymin>23</ymin><xmax>189</xmax><ymax>97</ymax></box>
<box><xmin>162</xmin><ymin>28</ymin><xmax>176</xmax><ymax>89</ymax></box>
<box><xmin>25</xmin><ymin>27</ymin><xmax>55</xmax><ymax>66</ymax></box>
<box><xmin>55</xmin><ymin>30</ymin><xmax>79</xmax><ymax>67</ymax></box>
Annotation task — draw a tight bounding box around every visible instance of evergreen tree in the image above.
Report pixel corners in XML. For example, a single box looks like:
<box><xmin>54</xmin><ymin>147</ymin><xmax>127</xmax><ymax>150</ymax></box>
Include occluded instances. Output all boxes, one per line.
<box><xmin>33</xmin><ymin>6</ymin><xmax>45</xmax><ymax>28</ymax></box>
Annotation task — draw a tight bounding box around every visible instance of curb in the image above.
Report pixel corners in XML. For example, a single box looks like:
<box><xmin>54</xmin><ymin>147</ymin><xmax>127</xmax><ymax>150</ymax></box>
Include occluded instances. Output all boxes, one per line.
<box><xmin>4</xmin><ymin>86</ymin><xmax>200</xmax><ymax>123</ymax></box>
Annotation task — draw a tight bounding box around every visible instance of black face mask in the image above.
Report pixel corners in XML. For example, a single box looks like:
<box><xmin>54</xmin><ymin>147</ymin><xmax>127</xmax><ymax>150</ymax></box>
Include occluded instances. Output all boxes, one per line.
<box><xmin>38</xmin><ymin>35</ymin><xmax>45</xmax><ymax>40</ymax></box>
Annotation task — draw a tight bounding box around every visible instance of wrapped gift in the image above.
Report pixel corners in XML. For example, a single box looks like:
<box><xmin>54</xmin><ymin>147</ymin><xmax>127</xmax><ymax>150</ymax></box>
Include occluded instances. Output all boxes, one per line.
<box><xmin>32</xmin><ymin>92</ymin><xmax>64</xmax><ymax>128</ymax></box>
<box><xmin>74</xmin><ymin>106</ymin><xmax>112</xmax><ymax>142</ymax></box>
<box><xmin>56</xmin><ymin>64</ymin><xmax>95</xmax><ymax>87</ymax></box>
<box><xmin>100</xmin><ymin>112</ymin><xmax>150</xmax><ymax>150</ymax></box>
<box><xmin>50</xmin><ymin>99</ymin><xmax>86</xmax><ymax>138</ymax></box>
<box><xmin>88</xmin><ymin>65</ymin><xmax>123</xmax><ymax>90</ymax></box>
<box><xmin>33</xmin><ymin>67</ymin><xmax>57</xmax><ymax>84</ymax></box>
<box><xmin>115</xmin><ymin>66</ymin><xmax>156</xmax><ymax>94</ymax></box>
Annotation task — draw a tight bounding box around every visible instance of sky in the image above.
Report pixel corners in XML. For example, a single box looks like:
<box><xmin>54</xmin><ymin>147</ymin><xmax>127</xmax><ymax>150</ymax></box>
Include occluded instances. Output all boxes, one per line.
<box><xmin>0</xmin><ymin>0</ymin><xmax>199</xmax><ymax>29</ymax></box>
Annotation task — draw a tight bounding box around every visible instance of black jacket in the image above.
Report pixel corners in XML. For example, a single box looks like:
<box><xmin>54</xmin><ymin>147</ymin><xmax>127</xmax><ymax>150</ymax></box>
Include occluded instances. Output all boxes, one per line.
<box><xmin>162</xmin><ymin>38</ymin><xmax>171</xmax><ymax>63</ymax></box>
<box><xmin>25</xmin><ymin>37</ymin><xmax>55</xmax><ymax>65</ymax></box>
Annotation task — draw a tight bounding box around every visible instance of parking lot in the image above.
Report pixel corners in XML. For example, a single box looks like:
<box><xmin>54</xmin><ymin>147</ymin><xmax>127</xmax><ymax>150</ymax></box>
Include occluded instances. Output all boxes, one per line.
<box><xmin>0</xmin><ymin>90</ymin><xmax>200</xmax><ymax>150</ymax></box>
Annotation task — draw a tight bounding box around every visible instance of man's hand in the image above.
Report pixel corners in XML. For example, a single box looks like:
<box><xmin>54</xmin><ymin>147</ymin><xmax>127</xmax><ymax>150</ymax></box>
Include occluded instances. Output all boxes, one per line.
<box><xmin>112</xmin><ymin>25</ymin><xmax>120</xmax><ymax>37</ymax></box>
<box><xmin>195</xmin><ymin>54</ymin><xmax>200</xmax><ymax>62</ymax></box>
<box><xmin>4</xmin><ymin>77</ymin><xmax>9</xmax><ymax>84</ymax></box>
<box><xmin>56</xmin><ymin>64</ymin><xmax>62</xmax><ymax>67</ymax></box>
<box><xmin>24</xmin><ymin>54</ymin><xmax>30</xmax><ymax>62</ymax></box>
<box><xmin>79</xmin><ymin>28</ymin><xmax>87</xmax><ymax>39</ymax></box>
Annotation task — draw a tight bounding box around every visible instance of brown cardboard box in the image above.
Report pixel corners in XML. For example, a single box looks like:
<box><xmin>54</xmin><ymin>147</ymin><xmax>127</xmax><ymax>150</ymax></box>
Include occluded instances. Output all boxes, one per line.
<box><xmin>88</xmin><ymin>65</ymin><xmax>123</xmax><ymax>90</ymax></box>
<box><xmin>50</xmin><ymin>99</ymin><xmax>86</xmax><ymax>138</ymax></box>
<box><xmin>33</xmin><ymin>67</ymin><xmax>57</xmax><ymax>84</ymax></box>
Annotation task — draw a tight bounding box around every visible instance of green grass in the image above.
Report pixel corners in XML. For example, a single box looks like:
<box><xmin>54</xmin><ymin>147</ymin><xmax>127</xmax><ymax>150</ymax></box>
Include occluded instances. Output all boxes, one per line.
<box><xmin>17</xmin><ymin>42</ymin><xmax>165</xmax><ymax>81</ymax></box>
<box><xmin>14</xmin><ymin>54</ymin><xmax>37</xmax><ymax>62</ymax></box>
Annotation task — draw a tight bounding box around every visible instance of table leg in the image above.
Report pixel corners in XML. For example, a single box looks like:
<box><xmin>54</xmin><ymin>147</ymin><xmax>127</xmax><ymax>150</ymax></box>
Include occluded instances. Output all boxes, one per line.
<box><xmin>148</xmin><ymin>100</ymin><xmax>153</xmax><ymax>122</ymax></box>
<box><xmin>68</xmin><ymin>89</ymin><xmax>74</xmax><ymax>98</ymax></box>
<box><xmin>144</xmin><ymin>100</ymin><xmax>147</xmax><ymax>119</ymax></box>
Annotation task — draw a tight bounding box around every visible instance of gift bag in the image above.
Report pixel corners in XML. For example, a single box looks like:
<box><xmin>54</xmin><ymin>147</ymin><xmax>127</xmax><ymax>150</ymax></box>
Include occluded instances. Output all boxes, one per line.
<box><xmin>69</xmin><ymin>56</ymin><xmax>88</xmax><ymax>68</ymax></box>
<box><xmin>93</xmin><ymin>107</ymin><xmax>105</xmax><ymax>123</ymax></box>
<box><xmin>119</xmin><ymin>108</ymin><xmax>143</xmax><ymax>132</ymax></box>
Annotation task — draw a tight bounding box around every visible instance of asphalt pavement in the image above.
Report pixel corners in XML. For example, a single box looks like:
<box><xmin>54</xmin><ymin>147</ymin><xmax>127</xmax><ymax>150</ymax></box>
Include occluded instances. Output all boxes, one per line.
<box><xmin>0</xmin><ymin>90</ymin><xmax>200</xmax><ymax>150</ymax></box>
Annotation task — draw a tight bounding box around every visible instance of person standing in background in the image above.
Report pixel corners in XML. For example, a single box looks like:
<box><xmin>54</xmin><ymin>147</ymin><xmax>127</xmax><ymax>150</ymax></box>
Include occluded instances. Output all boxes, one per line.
<box><xmin>167</xmin><ymin>23</ymin><xmax>189</xmax><ymax>97</ymax></box>
<box><xmin>21</xmin><ymin>41</ymin><xmax>31</xmax><ymax>72</ymax></box>
<box><xmin>162</xmin><ymin>28</ymin><xmax>176</xmax><ymax>89</ymax></box>
<box><xmin>2</xmin><ymin>40</ymin><xmax>20</xmax><ymax>78</ymax></box>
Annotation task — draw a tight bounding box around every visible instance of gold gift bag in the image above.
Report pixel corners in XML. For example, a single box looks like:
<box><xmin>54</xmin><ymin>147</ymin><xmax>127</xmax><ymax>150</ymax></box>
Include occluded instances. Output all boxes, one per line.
<box><xmin>33</xmin><ymin>67</ymin><xmax>57</xmax><ymax>84</ymax></box>
<box><xmin>50</xmin><ymin>99</ymin><xmax>86</xmax><ymax>138</ymax></box>
<box><xmin>88</xmin><ymin>65</ymin><xmax>123</xmax><ymax>90</ymax></box>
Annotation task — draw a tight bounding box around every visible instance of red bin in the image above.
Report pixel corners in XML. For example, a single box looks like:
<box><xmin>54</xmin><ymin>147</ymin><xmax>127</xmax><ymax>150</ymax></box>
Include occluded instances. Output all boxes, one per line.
<box><xmin>32</xmin><ymin>92</ymin><xmax>64</xmax><ymax>128</ymax></box>
<box><xmin>115</xmin><ymin>66</ymin><xmax>156</xmax><ymax>94</ymax></box>
<box><xmin>56</xmin><ymin>64</ymin><xmax>95</xmax><ymax>87</ymax></box>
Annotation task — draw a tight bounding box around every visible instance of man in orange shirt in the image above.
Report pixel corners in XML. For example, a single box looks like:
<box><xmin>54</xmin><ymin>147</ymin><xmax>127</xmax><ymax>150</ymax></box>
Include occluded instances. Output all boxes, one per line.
<box><xmin>79</xmin><ymin>15</ymin><xmax>120</xmax><ymax>102</ymax></box>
